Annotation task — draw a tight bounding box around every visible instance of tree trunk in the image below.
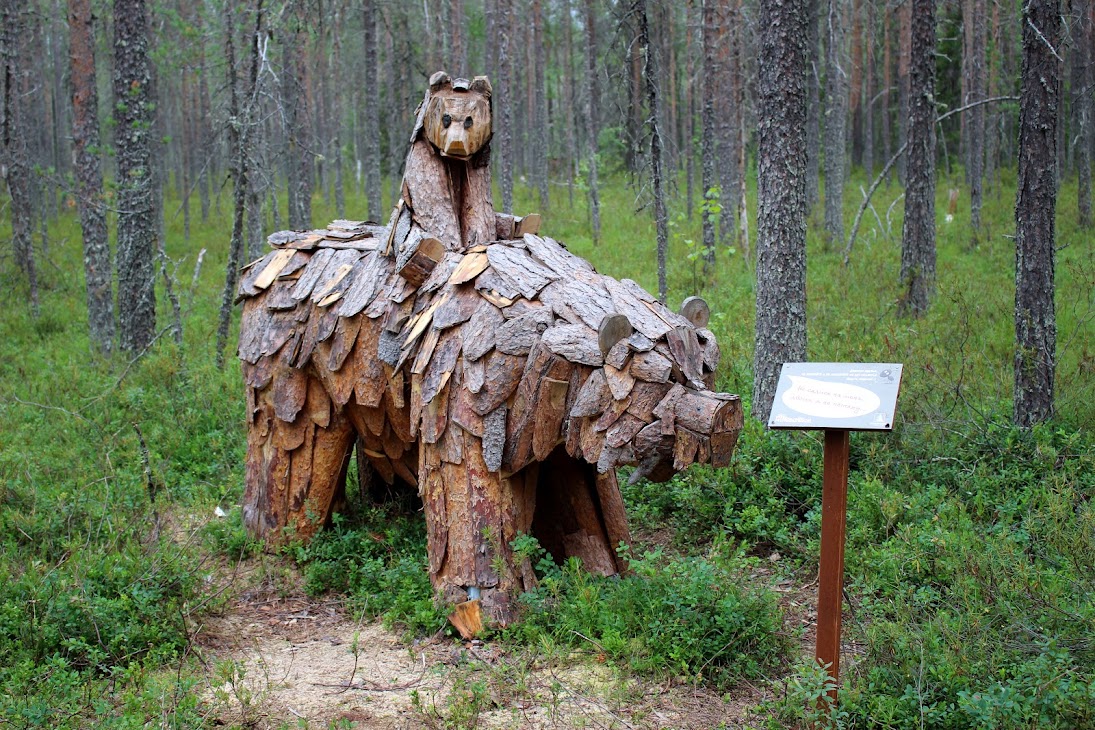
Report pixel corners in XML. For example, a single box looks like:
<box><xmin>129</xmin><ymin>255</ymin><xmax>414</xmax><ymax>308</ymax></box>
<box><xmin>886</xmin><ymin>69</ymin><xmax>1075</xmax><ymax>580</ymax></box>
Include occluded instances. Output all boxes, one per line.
<box><xmin>823</xmin><ymin>0</ymin><xmax>848</xmax><ymax>245</ymax></box>
<box><xmin>637</xmin><ymin>0</ymin><xmax>669</xmax><ymax>304</ymax></box>
<box><xmin>701</xmin><ymin>0</ymin><xmax>719</xmax><ymax>266</ymax></box>
<box><xmin>1</xmin><ymin>0</ymin><xmax>39</xmax><ymax>317</ymax></box>
<box><xmin>68</xmin><ymin>0</ymin><xmax>115</xmax><ymax>353</ymax></box>
<box><xmin>805</xmin><ymin>0</ymin><xmax>822</xmax><ymax>210</ymax></box>
<box><xmin>1013</xmin><ymin>0</ymin><xmax>1060</xmax><ymax>427</ymax></box>
<box><xmin>285</xmin><ymin>21</ymin><xmax>312</xmax><ymax>231</ymax></box>
<box><xmin>495</xmin><ymin>0</ymin><xmax>515</xmax><ymax>213</ymax></box>
<box><xmin>896</xmin><ymin>0</ymin><xmax>911</xmax><ymax>183</ymax></box>
<box><xmin>114</xmin><ymin>0</ymin><xmax>157</xmax><ymax>352</ymax></box>
<box><xmin>1073</xmin><ymin>0</ymin><xmax>1092</xmax><ymax>228</ymax></box>
<box><xmin>583</xmin><ymin>0</ymin><xmax>601</xmax><ymax>244</ymax></box>
<box><xmin>898</xmin><ymin>0</ymin><xmax>936</xmax><ymax>317</ymax></box>
<box><xmin>863</xmin><ymin>0</ymin><xmax>875</xmax><ymax>177</ymax></box>
<box><xmin>966</xmin><ymin>0</ymin><xmax>987</xmax><ymax>233</ymax></box>
<box><xmin>532</xmin><ymin>0</ymin><xmax>549</xmax><ymax>211</ymax></box>
<box><xmin>362</xmin><ymin>0</ymin><xmax>382</xmax><ymax>219</ymax></box>
<box><xmin>753</xmin><ymin>0</ymin><xmax>809</xmax><ymax>424</ymax></box>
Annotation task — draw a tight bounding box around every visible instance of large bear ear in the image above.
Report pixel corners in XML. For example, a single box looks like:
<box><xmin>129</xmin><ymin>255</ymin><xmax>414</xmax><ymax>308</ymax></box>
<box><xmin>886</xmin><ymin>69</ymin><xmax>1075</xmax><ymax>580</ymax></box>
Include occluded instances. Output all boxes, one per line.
<box><xmin>470</xmin><ymin>76</ymin><xmax>492</xmax><ymax>99</ymax></box>
<box><xmin>429</xmin><ymin>71</ymin><xmax>452</xmax><ymax>92</ymax></box>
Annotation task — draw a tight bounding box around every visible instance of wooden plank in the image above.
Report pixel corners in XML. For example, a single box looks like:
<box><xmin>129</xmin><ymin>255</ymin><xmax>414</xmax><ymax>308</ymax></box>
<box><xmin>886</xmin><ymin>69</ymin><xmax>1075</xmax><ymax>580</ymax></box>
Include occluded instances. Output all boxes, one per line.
<box><xmin>605</xmin><ymin>412</ymin><xmax>646</xmax><ymax>449</ymax></box>
<box><xmin>253</xmin><ymin>248</ymin><xmax>298</xmax><ymax>291</ymax></box>
<box><xmin>486</xmin><ymin>244</ymin><xmax>558</xmax><ymax>299</ymax></box>
<box><xmin>496</xmin><ymin>309</ymin><xmax>553</xmax><ymax>356</ymax></box>
<box><xmin>540</xmin><ymin>322</ymin><xmax>603</xmax><ymax>366</ymax></box>
<box><xmin>325</xmin><ymin>315</ymin><xmax>362</xmax><ymax>372</ymax></box>
<box><xmin>604</xmin><ymin>363</ymin><xmax>636</xmax><ymax>401</ymax></box>
<box><xmin>290</xmin><ymin>248</ymin><xmax>335</xmax><ymax>300</ymax></box>
<box><xmin>433</xmin><ymin>286</ymin><xmax>481</xmax><ymax>330</ymax></box>
<box><xmin>448</xmin><ymin>251</ymin><xmax>490</xmax><ymax>285</ymax></box>
<box><xmin>461</xmin><ymin>300</ymin><xmax>504</xmax><ymax>361</ymax></box>
<box><xmin>632</xmin><ymin>350</ymin><xmax>673</xmax><ymax>383</ymax></box>
<box><xmin>523</xmin><ymin>235</ymin><xmax>593</xmax><ymax>277</ymax></box>
<box><xmin>594</xmin><ymin>470</ymin><xmax>633</xmax><ymax>574</ymax></box>
<box><xmin>602</xmin><ymin>276</ymin><xmax>672</xmax><ymax>340</ymax></box>
<box><xmin>273</xmin><ymin>366</ymin><xmax>309</xmax><ymax>423</ymax></box>
<box><xmin>482</xmin><ymin>406</ymin><xmax>507</xmax><ymax>472</ymax></box>
<box><xmin>569</xmin><ymin>369</ymin><xmax>610</xmax><ymax>418</ymax></box>
<box><xmin>470</xmin><ymin>350</ymin><xmax>525</xmax><ymax>415</ymax></box>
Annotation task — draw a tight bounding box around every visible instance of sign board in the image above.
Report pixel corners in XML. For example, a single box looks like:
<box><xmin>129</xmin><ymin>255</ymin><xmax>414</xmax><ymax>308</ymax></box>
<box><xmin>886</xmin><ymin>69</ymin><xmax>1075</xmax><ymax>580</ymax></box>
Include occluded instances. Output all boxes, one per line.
<box><xmin>768</xmin><ymin>362</ymin><xmax>903</xmax><ymax>431</ymax></box>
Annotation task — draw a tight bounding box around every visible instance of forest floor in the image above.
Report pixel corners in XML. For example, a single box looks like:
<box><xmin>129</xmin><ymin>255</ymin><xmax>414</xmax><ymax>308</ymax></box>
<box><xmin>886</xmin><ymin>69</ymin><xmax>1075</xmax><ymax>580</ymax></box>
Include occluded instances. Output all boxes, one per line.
<box><xmin>187</xmin><ymin>508</ymin><xmax>828</xmax><ymax>730</ymax></box>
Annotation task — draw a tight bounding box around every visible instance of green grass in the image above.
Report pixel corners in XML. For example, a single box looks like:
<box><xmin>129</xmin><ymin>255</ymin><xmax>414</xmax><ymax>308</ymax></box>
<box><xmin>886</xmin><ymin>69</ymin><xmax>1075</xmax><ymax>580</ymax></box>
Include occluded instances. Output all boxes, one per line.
<box><xmin>1</xmin><ymin>164</ymin><xmax>1093</xmax><ymax>727</ymax></box>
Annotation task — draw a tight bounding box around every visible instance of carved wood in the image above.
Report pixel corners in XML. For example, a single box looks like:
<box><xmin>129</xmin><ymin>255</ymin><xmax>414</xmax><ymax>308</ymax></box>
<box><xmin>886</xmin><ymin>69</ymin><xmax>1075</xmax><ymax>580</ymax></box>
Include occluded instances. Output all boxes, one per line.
<box><xmin>237</xmin><ymin>72</ymin><xmax>743</xmax><ymax>629</ymax></box>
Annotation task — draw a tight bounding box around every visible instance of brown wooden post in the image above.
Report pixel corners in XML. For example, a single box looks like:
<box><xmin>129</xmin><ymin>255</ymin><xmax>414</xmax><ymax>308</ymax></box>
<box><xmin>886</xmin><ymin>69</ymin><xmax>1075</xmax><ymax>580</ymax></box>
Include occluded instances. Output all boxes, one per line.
<box><xmin>816</xmin><ymin>428</ymin><xmax>850</xmax><ymax>699</ymax></box>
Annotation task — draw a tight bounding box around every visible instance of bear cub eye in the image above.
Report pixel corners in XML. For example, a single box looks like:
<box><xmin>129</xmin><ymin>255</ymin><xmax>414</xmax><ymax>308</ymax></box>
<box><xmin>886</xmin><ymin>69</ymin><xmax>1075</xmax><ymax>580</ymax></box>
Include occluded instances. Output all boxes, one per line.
<box><xmin>463</xmin><ymin>116</ymin><xmax>473</xmax><ymax>129</ymax></box>
<box><xmin>442</xmin><ymin>114</ymin><xmax>452</xmax><ymax>128</ymax></box>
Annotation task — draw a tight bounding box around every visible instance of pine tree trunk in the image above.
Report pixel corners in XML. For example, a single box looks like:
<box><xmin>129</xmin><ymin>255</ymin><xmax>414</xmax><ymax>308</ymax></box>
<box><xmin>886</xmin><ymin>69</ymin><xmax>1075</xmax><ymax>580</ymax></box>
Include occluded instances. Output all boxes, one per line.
<box><xmin>1</xmin><ymin>0</ymin><xmax>39</xmax><ymax>317</ymax></box>
<box><xmin>637</xmin><ymin>0</ymin><xmax>669</xmax><ymax>304</ymax></box>
<box><xmin>1073</xmin><ymin>0</ymin><xmax>1092</xmax><ymax>228</ymax></box>
<box><xmin>583</xmin><ymin>0</ymin><xmax>601</xmax><ymax>244</ymax></box>
<box><xmin>1013</xmin><ymin>0</ymin><xmax>1060</xmax><ymax>426</ymax></box>
<box><xmin>863</xmin><ymin>0</ymin><xmax>875</xmax><ymax>177</ymax></box>
<box><xmin>532</xmin><ymin>0</ymin><xmax>549</xmax><ymax>211</ymax></box>
<box><xmin>496</xmin><ymin>0</ymin><xmax>515</xmax><ymax>214</ymax></box>
<box><xmin>114</xmin><ymin>0</ymin><xmax>157</xmax><ymax>352</ymax></box>
<box><xmin>285</xmin><ymin>22</ymin><xmax>312</xmax><ymax>231</ymax></box>
<box><xmin>362</xmin><ymin>0</ymin><xmax>382</xmax><ymax>219</ymax></box>
<box><xmin>701</xmin><ymin>0</ymin><xmax>719</xmax><ymax>265</ymax></box>
<box><xmin>68</xmin><ymin>0</ymin><xmax>115</xmax><ymax>353</ymax></box>
<box><xmin>899</xmin><ymin>0</ymin><xmax>936</xmax><ymax>317</ymax></box>
<box><xmin>805</xmin><ymin>0</ymin><xmax>822</xmax><ymax>210</ymax></box>
<box><xmin>823</xmin><ymin>0</ymin><xmax>848</xmax><ymax>245</ymax></box>
<box><xmin>896</xmin><ymin>1</ymin><xmax>911</xmax><ymax>183</ymax></box>
<box><xmin>966</xmin><ymin>0</ymin><xmax>987</xmax><ymax>233</ymax></box>
<box><xmin>753</xmin><ymin>0</ymin><xmax>809</xmax><ymax>424</ymax></box>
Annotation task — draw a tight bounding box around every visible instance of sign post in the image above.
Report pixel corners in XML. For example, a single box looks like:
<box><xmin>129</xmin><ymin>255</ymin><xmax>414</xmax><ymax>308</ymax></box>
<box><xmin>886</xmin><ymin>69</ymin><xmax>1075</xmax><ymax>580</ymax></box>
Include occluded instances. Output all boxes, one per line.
<box><xmin>768</xmin><ymin>363</ymin><xmax>903</xmax><ymax>703</ymax></box>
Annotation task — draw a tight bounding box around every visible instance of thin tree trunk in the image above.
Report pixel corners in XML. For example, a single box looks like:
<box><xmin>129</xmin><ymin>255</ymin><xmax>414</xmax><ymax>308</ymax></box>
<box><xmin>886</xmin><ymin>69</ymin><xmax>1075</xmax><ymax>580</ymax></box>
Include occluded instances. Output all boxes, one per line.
<box><xmin>217</xmin><ymin>0</ymin><xmax>264</xmax><ymax>368</ymax></box>
<box><xmin>1013</xmin><ymin>0</ymin><xmax>1060</xmax><ymax>426</ymax></box>
<box><xmin>805</xmin><ymin>0</ymin><xmax>822</xmax><ymax>210</ymax></box>
<box><xmin>362</xmin><ymin>0</ymin><xmax>382</xmax><ymax>218</ymax></box>
<box><xmin>533</xmin><ymin>0</ymin><xmax>549</xmax><ymax>211</ymax></box>
<box><xmin>863</xmin><ymin>0</ymin><xmax>875</xmax><ymax>177</ymax></box>
<box><xmin>1</xmin><ymin>0</ymin><xmax>39</xmax><ymax>317</ymax></box>
<box><xmin>966</xmin><ymin>0</ymin><xmax>987</xmax><ymax>233</ymax></box>
<box><xmin>896</xmin><ymin>0</ymin><xmax>911</xmax><ymax>183</ymax></box>
<box><xmin>701</xmin><ymin>0</ymin><xmax>719</xmax><ymax>266</ymax></box>
<box><xmin>753</xmin><ymin>0</ymin><xmax>809</xmax><ymax>423</ymax></box>
<box><xmin>68</xmin><ymin>0</ymin><xmax>115</xmax><ymax>352</ymax></box>
<box><xmin>1073</xmin><ymin>0</ymin><xmax>1092</xmax><ymax>227</ymax></box>
<box><xmin>823</xmin><ymin>0</ymin><xmax>848</xmax><ymax>245</ymax></box>
<box><xmin>114</xmin><ymin>0</ymin><xmax>157</xmax><ymax>352</ymax></box>
<box><xmin>637</xmin><ymin>0</ymin><xmax>669</xmax><ymax>303</ymax></box>
<box><xmin>583</xmin><ymin>0</ymin><xmax>601</xmax><ymax>244</ymax></box>
<box><xmin>496</xmin><ymin>0</ymin><xmax>515</xmax><ymax>213</ymax></box>
<box><xmin>898</xmin><ymin>0</ymin><xmax>936</xmax><ymax>317</ymax></box>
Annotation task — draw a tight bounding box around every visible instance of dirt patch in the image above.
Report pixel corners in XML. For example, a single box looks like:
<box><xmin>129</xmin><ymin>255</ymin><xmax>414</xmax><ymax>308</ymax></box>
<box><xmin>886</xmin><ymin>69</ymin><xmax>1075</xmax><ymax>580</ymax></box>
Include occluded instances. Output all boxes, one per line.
<box><xmin>192</xmin><ymin>581</ymin><xmax>778</xmax><ymax>729</ymax></box>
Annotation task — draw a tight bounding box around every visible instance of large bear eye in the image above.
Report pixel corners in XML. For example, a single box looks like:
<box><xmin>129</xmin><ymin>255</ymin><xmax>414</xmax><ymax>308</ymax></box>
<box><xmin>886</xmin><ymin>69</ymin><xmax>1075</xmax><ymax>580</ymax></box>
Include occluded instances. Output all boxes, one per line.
<box><xmin>464</xmin><ymin>116</ymin><xmax>473</xmax><ymax>129</ymax></box>
<box><xmin>442</xmin><ymin>114</ymin><xmax>452</xmax><ymax>128</ymax></box>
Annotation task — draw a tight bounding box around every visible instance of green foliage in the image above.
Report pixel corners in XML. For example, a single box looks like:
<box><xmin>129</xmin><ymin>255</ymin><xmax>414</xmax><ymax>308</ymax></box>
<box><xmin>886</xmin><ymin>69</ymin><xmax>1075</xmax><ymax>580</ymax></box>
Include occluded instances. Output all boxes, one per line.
<box><xmin>2</xmin><ymin>163</ymin><xmax>1093</xmax><ymax>727</ymax></box>
<box><xmin>291</xmin><ymin>508</ymin><xmax>448</xmax><ymax>635</ymax></box>
<box><xmin>507</xmin><ymin>540</ymin><xmax>789</xmax><ymax>688</ymax></box>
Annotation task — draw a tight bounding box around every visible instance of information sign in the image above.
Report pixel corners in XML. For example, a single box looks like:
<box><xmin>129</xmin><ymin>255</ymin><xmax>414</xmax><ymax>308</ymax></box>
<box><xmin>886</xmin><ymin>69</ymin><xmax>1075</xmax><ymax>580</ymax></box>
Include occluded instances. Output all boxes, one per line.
<box><xmin>765</xmin><ymin>362</ymin><xmax>903</xmax><ymax>710</ymax></box>
<box><xmin>768</xmin><ymin>362</ymin><xmax>903</xmax><ymax>431</ymax></box>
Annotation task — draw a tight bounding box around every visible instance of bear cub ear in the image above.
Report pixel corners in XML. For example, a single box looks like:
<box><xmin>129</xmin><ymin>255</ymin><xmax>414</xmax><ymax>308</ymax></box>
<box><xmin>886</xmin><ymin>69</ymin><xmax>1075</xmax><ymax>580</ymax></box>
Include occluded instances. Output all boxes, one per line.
<box><xmin>429</xmin><ymin>71</ymin><xmax>452</xmax><ymax>92</ymax></box>
<box><xmin>469</xmin><ymin>76</ymin><xmax>492</xmax><ymax>99</ymax></box>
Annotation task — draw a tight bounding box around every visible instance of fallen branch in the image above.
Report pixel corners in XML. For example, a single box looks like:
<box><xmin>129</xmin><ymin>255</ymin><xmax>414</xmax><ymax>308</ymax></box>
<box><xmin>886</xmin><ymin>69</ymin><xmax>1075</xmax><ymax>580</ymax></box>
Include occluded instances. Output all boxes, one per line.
<box><xmin>842</xmin><ymin>95</ymin><xmax>1019</xmax><ymax>265</ymax></box>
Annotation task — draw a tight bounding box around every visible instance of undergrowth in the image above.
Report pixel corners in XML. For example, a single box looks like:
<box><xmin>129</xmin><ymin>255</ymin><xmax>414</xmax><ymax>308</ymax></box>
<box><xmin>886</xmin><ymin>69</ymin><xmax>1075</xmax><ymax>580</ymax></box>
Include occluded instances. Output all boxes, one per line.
<box><xmin>1</xmin><ymin>166</ymin><xmax>1092</xmax><ymax>727</ymax></box>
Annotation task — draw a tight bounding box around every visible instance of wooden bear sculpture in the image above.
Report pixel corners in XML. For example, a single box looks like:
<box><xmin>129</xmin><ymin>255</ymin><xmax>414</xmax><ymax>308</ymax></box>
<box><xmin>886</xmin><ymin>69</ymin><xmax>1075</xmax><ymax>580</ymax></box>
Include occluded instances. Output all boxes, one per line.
<box><xmin>237</xmin><ymin>72</ymin><xmax>743</xmax><ymax>626</ymax></box>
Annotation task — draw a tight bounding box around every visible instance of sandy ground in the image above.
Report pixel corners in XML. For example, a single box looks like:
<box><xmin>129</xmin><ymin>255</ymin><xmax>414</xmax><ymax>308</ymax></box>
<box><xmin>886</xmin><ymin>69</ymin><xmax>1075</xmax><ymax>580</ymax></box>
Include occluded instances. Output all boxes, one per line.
<box><xmin>190</xmin><ymin>573</ymin><xmax>791</xmax><ymax>729</ymax></box>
